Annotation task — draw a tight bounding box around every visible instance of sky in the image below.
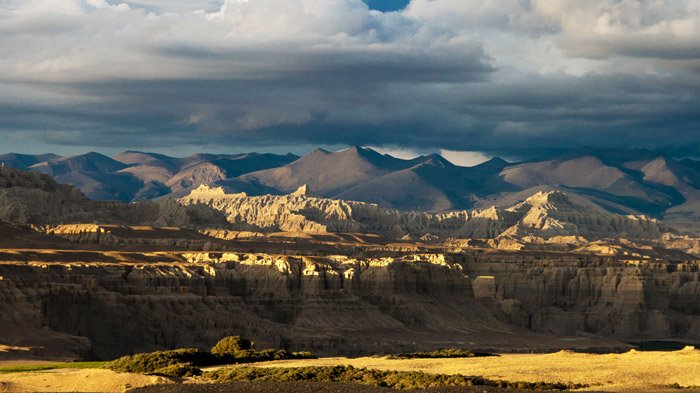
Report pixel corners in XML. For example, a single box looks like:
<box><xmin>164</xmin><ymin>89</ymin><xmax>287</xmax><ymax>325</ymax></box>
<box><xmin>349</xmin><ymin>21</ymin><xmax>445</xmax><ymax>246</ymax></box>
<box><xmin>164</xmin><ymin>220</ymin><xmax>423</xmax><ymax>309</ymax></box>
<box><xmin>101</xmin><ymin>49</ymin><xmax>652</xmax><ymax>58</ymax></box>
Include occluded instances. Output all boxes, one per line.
<box><xmin>1</xmin><ymin>0</ymin><xmax>699</xmax><ymax>159</ymax></box>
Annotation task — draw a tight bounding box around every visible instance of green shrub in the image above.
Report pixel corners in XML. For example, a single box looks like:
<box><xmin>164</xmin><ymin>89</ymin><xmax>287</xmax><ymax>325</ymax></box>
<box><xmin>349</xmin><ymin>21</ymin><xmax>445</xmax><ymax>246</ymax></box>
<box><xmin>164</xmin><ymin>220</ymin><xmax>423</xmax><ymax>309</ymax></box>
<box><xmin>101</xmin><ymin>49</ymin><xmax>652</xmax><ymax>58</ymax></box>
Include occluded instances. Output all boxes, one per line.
<box><xmin>211</xmin><ymin>336</ymin><xmax>253</xmax><ymax>355</ymax></box>
<box><xmin>106</xmin><ymin>342</ymin><xmax>315</xmax><ymax>378</ymax></box>
<box><xmin>106</xmin><ymin>336</ymin><xmax>316</xmax><ymax>378</ymax></box>
<box><xmin>386</xmin><ymin>348</ymin><xmax>497</xmax><ymax>359</ymax></box>
<box><xmin>218</xmin><ymin>348</ymin><xmax>315</xmax><ymax>364</ymax></box>
<box><xmin>205</xmin><ymin>365</ymin><xmax>586</xmax><ymax>391</ymax></box>
<box><xmin>150</xmin><ymin>362</ymin><xmax>202</xmax><ymax>378</ymax></box>
<box><xmin>107</xmin><ymin>348</ymin><xmax>217</xmax><ymax>375</ymax></box>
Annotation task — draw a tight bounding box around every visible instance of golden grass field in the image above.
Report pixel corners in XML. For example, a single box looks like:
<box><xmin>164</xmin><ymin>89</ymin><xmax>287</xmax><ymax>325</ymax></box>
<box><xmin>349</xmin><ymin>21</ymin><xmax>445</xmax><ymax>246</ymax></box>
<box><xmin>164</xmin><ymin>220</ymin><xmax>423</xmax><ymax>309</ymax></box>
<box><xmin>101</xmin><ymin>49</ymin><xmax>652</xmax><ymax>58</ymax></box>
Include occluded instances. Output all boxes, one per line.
<box><xmin>0</xmin><ymin>348</ymin><xmax>698</xmax><ymax>392</ymax></box>
<box><xmin>241</xmin><ymin>347</ymin><xmax>700</xmax><ymax>392</ymax></box>
<box><xmin>0</xmin><ymin>368</ymin><xmax>171</xmax><ymax>392</ymax></box>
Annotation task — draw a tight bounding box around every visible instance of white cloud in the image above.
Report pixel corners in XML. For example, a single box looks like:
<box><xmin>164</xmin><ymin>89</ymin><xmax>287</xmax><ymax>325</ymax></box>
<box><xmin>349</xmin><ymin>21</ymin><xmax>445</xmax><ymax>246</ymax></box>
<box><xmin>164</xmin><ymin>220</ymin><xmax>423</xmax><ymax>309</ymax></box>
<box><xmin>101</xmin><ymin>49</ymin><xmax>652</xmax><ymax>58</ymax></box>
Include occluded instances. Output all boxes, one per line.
<box><xmin>0</xmin><ymin>0</ymin><xmax>698</xmax><ymax>154</ymax></box>
<box><xmin>3</xmin><ymin>0</ymin><xmax>698</xmax><ymax>80</ymax></box>
<box><xmin>0</xmin><ymin>0</ymin><xmax>500</xmax><ymax>96</ymax></box>
<box><xmin>439</xmin><ymin>150</ymin><xmax>492</xmax><ymax>167</ymax></box>
<box><xmin>403</xmin><ymin>0</ymin><xmax>700</xmax><ymax>74</ymax></box>
<box><xmin>366</xmin><ymin>146</ymin><xmax>425</xmax><ymax>160</ymax></box>
<box><xmin>4</xmin><ymin>0</ymin><xmax>697</xmax><ymax>82</ymax></box>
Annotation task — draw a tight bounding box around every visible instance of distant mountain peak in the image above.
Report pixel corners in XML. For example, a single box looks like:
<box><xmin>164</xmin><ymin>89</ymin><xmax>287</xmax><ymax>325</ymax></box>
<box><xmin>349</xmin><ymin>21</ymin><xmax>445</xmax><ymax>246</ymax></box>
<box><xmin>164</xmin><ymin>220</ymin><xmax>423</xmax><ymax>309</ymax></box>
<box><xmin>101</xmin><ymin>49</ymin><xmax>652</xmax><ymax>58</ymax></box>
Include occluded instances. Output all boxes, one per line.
<box><xmin>310</xmin><ymin>148</ymin><xmax>332</xmax><ymax>155</ymax></box>
<box><xmin>471</xmin><ymin>156</ymin><xmax>510</xmax><ymax>172</ymax></box>
<box><xmin>420</xmin><ymin>153</ymin><xmax>453</xmax><ymax>168</ymax></box>
<box><xmin>483</xmin><ymin>156</ymin><xmax>508</xmax><ymax>165</ymax></box>
<box><xmin>60</xmin><ymin>151</ymin><xmax>114</xmax><ymax>161</ymax></box>
<box><xmin>639</xmin><ymin>155</ymin><xmax>683</xmax><ymax>188</ymax></box>
<box><xmin>338</xmin><ymin>146</ymin><xmax>383</xmax><ymax>159</ymax></box>
<box><xmin>563</xmin><ymin>146</ymin><xmax>660</xmax><ymax>166</ymax></box>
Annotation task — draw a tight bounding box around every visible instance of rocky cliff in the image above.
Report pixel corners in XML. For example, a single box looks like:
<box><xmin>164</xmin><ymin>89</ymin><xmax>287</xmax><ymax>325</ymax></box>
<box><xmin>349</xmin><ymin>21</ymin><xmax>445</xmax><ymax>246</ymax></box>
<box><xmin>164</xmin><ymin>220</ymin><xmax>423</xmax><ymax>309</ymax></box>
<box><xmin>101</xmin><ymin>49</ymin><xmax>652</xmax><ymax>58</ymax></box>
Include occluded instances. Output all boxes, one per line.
<box><xmin>179</xmin><ymin>185</ymin><xmax>673</xmax><ymax>242</ymax></box>
<box><xmin>462</xmin><ymin>252</ymin><xmax>700</xmax><ymax>339</ymax></box>
<box><xmin>0</xmin><ymin>252</ymin><xmax>500</xmax><ymax>359</ymax></box>
<box><xmin>1</xmin><ymin>250</ymin><xmax>697</xmax><ymax>360</ymax></box>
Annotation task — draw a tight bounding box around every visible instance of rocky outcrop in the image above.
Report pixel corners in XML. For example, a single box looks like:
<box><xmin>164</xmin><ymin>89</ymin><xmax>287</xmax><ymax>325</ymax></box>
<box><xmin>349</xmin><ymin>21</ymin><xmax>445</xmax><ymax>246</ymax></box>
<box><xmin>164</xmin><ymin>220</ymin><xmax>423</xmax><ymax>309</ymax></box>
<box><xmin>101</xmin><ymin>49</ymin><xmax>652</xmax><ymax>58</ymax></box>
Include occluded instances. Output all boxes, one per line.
<box><xmin>178</xmin><ymin>184</ymin><xmax>502</xmax><ymax>238</ymax></box>
<box><xmin>41</xmin><ymin>224</ymin><xmax>231</xmax><ymax>250</ymax></box>
<box><xmin>499</xmin><ymin>191</ymin><xmax>669</xmax><ymax>239</ymax></box>
<box><xmin>178</xmin><ymin>186</ymin><xmax>673</xmax><ymax>242</ymax></box>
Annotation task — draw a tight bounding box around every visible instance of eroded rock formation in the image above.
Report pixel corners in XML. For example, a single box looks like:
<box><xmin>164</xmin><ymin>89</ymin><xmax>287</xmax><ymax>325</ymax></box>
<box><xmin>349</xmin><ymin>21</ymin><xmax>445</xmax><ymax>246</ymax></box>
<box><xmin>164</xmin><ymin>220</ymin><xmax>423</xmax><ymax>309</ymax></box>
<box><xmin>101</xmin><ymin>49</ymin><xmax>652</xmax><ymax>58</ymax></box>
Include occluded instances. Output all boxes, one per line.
<box><xmin>179</xmin><ymin>185</ymin><xmax>673</xmax><ymax>242</ymax></box>
<box><xmin>1</xmin><ymin>251</ymin><xmax>697</xmax><ymax>360</ymax></box>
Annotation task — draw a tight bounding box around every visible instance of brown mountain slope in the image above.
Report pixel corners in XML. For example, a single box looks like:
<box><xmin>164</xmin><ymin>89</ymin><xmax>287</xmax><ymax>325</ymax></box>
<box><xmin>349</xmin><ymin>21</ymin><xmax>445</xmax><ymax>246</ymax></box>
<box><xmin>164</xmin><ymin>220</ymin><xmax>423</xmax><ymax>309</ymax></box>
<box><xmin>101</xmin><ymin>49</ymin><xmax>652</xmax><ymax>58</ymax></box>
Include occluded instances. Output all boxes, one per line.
<box><xmin>336</xmin><ymin>155</ymin><xmax>478</xmax><ymax>211</ymax></box>
<box><xmin>499</xmin><ymin>155</ymin><xmax>684</xmax><ymax>215</ymax></box>
<box><xmin>0</xmin><ymin>165</ymin><xmax>228</xmax><ymax>228</ymax></box>
<box><xmin>236</xmin><ymin>147</ymin><xmax>426</xmax><ymax>197</ymax></box>
<box><xmin>0</xmin><ymin>151</ymin><xmax>299</xmax><ymax>202</ymax></box>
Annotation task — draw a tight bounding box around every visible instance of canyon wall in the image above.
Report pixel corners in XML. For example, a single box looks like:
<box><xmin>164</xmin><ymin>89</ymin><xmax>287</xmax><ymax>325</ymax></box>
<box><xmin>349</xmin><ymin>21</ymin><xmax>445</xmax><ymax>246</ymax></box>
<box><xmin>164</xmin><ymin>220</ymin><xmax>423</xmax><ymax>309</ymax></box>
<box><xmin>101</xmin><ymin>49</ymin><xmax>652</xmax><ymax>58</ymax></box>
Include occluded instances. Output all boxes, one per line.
<box><xmin>464</xmin><ymin>253</ymin><xmax>700</xmax><ymax>340</ymax></box>
<box><xmin>1</xmin><ymin>251</ymin><xmax>699</xmax><ymax>360</ymax></box>
<box><xmin>0</xmin><ymin>253</ymin><xmax>505</xmax><ymax>359</ymax></box>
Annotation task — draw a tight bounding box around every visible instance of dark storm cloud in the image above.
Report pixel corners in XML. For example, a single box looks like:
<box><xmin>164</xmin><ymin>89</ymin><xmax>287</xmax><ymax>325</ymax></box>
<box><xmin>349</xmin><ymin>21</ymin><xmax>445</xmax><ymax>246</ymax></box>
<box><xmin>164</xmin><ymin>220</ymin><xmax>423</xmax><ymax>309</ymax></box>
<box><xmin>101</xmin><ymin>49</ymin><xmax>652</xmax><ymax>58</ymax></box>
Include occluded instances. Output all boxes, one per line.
<box><xmin>0</xmin><ymin>0</ymin><xmax>699</xmax><ymax>157</ymax></box>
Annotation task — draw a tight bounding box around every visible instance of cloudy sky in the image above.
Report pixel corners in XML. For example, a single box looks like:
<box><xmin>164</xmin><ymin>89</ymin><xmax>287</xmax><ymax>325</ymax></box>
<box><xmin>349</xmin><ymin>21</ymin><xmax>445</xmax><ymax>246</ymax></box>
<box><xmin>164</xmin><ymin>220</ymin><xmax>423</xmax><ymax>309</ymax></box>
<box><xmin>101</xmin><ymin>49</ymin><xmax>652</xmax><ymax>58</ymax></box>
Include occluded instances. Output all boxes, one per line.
<box><xmin>1</xmin><ymin>0</ymin><xmax>699</xmax><ymax>158</ymax></box>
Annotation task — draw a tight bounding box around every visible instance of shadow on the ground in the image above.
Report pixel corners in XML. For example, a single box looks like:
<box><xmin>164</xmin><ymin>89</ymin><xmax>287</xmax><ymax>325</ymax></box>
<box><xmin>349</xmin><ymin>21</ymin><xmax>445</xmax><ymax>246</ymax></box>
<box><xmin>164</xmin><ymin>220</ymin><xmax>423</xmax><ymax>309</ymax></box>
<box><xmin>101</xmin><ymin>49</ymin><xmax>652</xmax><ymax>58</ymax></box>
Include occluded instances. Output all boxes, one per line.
<box><xmin>128</xmin><ymin>381</ymin><xmax>613</xmax><ymax>393</ymax></box>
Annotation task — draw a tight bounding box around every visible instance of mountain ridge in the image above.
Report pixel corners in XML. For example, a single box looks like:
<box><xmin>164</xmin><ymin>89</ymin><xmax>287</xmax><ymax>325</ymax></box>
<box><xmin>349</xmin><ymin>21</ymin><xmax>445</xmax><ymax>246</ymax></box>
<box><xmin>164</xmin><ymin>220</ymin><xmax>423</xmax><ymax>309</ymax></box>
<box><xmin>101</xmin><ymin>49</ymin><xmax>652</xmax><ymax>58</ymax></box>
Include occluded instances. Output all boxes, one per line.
<box><xmin>0</xmin><ymin>150</ymin><xmax>299</xmax><ymax>201</ymax></box>
<box><xmin>3</xmin><ymin>147</ymin><xmax>700</xmax><ymax>233</ymax></box>
<box><xmin>2</xmin><ymin>164</ymin><xmax>699</xmax><ymax>258</ymax></box>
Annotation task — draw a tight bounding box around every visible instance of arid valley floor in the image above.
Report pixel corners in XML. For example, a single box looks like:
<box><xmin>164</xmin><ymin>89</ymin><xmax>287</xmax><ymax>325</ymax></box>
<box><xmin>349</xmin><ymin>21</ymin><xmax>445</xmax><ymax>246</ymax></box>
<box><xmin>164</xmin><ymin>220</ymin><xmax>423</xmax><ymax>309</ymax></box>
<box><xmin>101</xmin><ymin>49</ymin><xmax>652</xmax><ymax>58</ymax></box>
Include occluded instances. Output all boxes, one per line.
<box><xmin>1</xmin><ymin>348</ymin><xmax>699</xmax><ymax>392</ymax></box>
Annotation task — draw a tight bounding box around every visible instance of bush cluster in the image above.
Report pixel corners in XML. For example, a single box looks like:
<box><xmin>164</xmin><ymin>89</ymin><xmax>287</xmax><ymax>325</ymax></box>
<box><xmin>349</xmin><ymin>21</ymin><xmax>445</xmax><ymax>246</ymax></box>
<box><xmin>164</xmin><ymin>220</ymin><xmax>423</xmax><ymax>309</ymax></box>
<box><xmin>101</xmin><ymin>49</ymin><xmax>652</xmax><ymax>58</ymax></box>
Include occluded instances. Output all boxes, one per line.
<box><xmin>218</xmin><ymin>348</ymin><xmax>315</xmax><ymax>364</ymax></box>
<box><xmin>385</xmin><ymin>348</ymin><xmax>497</xmax><ymax>359</ymax></box>
<box><xmin>107</xmin><ymin>348</ymin><xmax>217</xmax><ymax>377</ymax></box>
<box><xmin>205</xmin><ymin>365</ymin><xmax>586</xmax><ymax>391</ymax></box>
<box><xmin>211</xmin><ymin>336</ymin><xmax>253</xmax><ymax>355</ymax></box>
<box><xmin>106</xmin><ymin>336</ymin><xmax>314</xmax><ymax>378</ymax></box>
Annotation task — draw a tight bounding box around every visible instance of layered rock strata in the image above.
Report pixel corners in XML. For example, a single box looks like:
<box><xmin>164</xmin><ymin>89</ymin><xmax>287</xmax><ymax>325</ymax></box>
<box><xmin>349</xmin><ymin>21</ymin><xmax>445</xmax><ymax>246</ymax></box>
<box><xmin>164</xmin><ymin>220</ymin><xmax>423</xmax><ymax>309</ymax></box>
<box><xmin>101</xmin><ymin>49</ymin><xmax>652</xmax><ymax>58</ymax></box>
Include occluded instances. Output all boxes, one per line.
<box><xmin>463</xmin><ymin>252</ymin><xmax>700</xmax><ymax>339</ymax></box>
<box><xmin>1</xmin><ymin>251</ymin><xmax>697</xmax><ymax>360</ymax></box>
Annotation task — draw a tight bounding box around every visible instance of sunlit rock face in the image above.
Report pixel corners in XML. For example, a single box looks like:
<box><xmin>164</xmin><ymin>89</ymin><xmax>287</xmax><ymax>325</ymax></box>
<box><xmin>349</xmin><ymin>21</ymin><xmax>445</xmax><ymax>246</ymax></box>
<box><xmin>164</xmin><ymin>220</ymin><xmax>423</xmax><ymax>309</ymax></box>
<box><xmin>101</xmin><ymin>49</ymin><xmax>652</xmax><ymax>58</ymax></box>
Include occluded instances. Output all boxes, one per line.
<box><xmin>1</xmin><ymin>251</ymin><xmax>698</xmax><ymax>360</ymax></box>
<box><xmin>179</xmin><ymin>186</ymin><xmax>672</xmax><ymax>241</ymax></box>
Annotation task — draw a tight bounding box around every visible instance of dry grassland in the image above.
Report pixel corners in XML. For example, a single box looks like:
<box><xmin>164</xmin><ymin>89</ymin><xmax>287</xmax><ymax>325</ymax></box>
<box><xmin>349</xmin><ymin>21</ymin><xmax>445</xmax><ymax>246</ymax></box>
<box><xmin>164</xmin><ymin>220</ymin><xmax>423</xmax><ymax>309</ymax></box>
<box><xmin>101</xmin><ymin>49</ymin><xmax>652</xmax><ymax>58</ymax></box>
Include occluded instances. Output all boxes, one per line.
<box><xmin>236</xmin><ymin>347</ymin><xmax>700</xmax><ymax>392</ymax></box>
<box><xmin>0</xmin><ymin>368</ymin><xmax>171</xmax><ymax>392</ymax></box>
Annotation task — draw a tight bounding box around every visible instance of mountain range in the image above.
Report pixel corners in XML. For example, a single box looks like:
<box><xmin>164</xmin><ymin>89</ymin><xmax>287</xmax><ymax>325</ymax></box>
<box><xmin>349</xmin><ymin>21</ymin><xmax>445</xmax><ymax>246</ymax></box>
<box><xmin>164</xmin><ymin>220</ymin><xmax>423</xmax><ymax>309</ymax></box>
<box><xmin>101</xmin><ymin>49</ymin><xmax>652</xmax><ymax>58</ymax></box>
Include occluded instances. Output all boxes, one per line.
<box><xmin>3</xmin><ymin>161</ymin><xmax>700</xmax><ymax>258</ymax></box>
<box><xmin>0</xmin><ymin>151</ymin><xmax>298</xmax><ymax>201</ymax></box>
<box><xmin>2</xmin><ymin>146</ymin><xmax>700</xmax><ymax>233</ymax></box>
